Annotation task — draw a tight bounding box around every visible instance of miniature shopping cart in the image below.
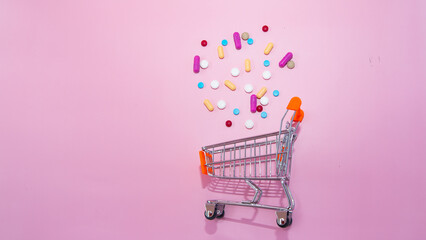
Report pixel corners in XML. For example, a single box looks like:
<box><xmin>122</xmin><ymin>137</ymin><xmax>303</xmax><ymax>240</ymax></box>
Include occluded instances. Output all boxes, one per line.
<box><xmin>199</xmin><ymin>97</ymin><xmax>304</xmax><ymax>228</ymax></box>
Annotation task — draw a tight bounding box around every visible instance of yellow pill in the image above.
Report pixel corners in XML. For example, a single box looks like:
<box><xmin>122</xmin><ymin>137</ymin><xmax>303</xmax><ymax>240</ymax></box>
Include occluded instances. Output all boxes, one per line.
<box><xmin>217</xmin><ymin>46</ymin><xmax>224</xmax><ymax>59</ymax></box>
<box><xmin>256</xmin><ymin>87</ymin><xmax>267</xmax><ymax>99</ymax></box>
<box><xmin>245</xmin><ymin>59</ymin><xmax>251</xmax><ymax>72</ymax></box>
<box><xmin>264</xmin><ymin>42</ymin><xmax>274</xmax><ymax>55</ymax></box>
<box><xmin>204</xmin><ymin>99</ymin><xmax>214</xmax><ymax>111</ymax></box>
<box><xmin>224</xmin><ymin>80</ymin><xmax>236</xmax><ymax>91</ymax></box>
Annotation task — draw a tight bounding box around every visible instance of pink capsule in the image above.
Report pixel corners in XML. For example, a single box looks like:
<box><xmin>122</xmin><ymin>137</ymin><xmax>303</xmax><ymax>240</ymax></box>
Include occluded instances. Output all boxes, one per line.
<box><xmin>279</xmin><ymin>52</ymin><xmax>293</xmax><ymax>68</ymax></box>
<box><xmin>193</xmin><ymin>55</ymin><xmax>200</xmax><ymax>73</ymax></box>
<box><xmin>250</xmin><ymin>94</ymin><xmax>257</xmax><ymax>113</ymax></box>
<box><xmin>233</xmin><ymin>32</ymin><xmax>241</xmax><ymax>50</ymax></box>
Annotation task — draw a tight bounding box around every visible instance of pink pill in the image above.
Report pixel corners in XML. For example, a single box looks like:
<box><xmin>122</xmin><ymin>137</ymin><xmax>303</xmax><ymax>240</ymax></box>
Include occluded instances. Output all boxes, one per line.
<box><xmin>193</xmin><ymin>55</ymin><xmax>200</xmax><ymax>73</ymax></box>
<box><xmin>279</xmin><ymin>52</ymin><xmax>293</xmax><ymax>68</ymax></box>
<box><xmin>250</xmin><ymin>94</ymin><xmax>257</xmax><ymax>113</ymax></box>
<box><xmin>233</xmin><ymin>32</ymin><xmax>241</xmax><ymax>50</ymax></box>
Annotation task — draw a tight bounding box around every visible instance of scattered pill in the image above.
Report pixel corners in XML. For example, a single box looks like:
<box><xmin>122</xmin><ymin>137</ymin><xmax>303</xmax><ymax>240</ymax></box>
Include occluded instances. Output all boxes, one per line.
<box><xmin>211</xmin><ymin>80</ymin><xmax>219</xmax><ymax>89</ymax></box>
<box><xmin>287</xmin><ymin>60</ymin><xmax>295</xmax><ymax>69</ymax></box>
<box><xmin>198</xmin><ymin>82</ymin><xmax>204</xmax><ymax>89</ymax></box>
<box><xmin>217</xmin><ymin>100</ymin><xmax>226</xmax><ymax>110</ymax></box>
<box><xmin>204</xmin><ymin>99</ymin><xmax>214</xmax><ymax>111</ymax></box>
<box><xmin>264</xmin><ymin>60</ymin><xmax>270</xmax><ymax>67</ymax></box>
<box><xmin>231</xmin><ymin>68</ymin><xmax>240</xmax><ymax>77</ymax></box>
<box><xmin>244</xmin><ymin>84</ymin><xmax>254</xmax><ymax>93</ymax></box>
<box><xmin>262</xmin><ymin>25</ymin><xmax>269</xmax><ymax>32</ymax></box>
<box><xmin>279</xmin><ymin>52</ymin><xmax>293</xmax><ymax>68</ymax></box>
<box><xmin>264</xmin><ymin>42</ymin><xmax>274</xmax><ymax>55</ymax></box>
<box><xmin>261</xmin><ymin>112</ymin><xmax>267</xmax><ymax>118</ymax></box>
<box><xmin>224</xmin><ymin>80</ymin><xmax>236</xmax><ymax>91</ymax></box>
<box><xmin>273</xmin><ymin>90</ymin><xmax>280</xmax><ymax>97</ymax></box>
<box><xmin>241</xmin><ymin>32</ymin><xmax>249</xmax><ymax>40</ymax></box>
<box><xmin>233</xmin><ymin>32</ymin><xmax>242</xmax><ymax>50</ymax></box>
<box><xmin>221</xmin><ymin>39</ymin><xmax>228</xmax><ymax>46</ymax></box>
<box><xmin>256</xmin><ymin>105</ymin><xmax>263</xmax><ymax>112</ymax></box>
<box><xmin>260</xmin><ymin>96</ymin><xmax>269</xmax><ymax>106</ymax></box>
<box><xmin>193</xmin><ymin>55</ymin><xmax>200</xmax><ymax>73</ymax></box>
<box><xmin>217</xmin><ymin>46</ymin><xmax>224</xmax><ymax>59</ymax></box>
<box><xmin>250</xmin><ymin>94</ymin><xmax>257</xmax><ymax>113</ymax></box>
<box><xmin>245</xmin><ymin>120</ymin><xmax>254</xmax><ymax>129</ymax></box>
<box><xmin>263</xmin><ymin>71</ymin><xmax>271</xmax><ymax>80</ymax></box>
<box><xmin>226</xmin><ymin>120</ymin><xmax>232</xmax><ymax>127</ymax></box>
<box><xmin>247</xmin><ymin>38</ymin><xmax>253</xmax><ymax>45</ymax></box>
<box><xmin>256</xmin><ymin>87</ymin><xmax>267</xmax><ymax>99</ymax></box>
<box><xmin>201</xmin><ymin>40</ymin><xmax>207</xmax><ymax>47</ymax></box>
<box><xmin>233</xmin><ymin>108</ymin><xmax>240</xmax><ymax>115</ymax></box>
<box><xmin>200</xmin><ymin>60</ymin><xmax>209</xmax><ymax>69</ymax></box>
<box><xmin>245</xmin><ymin>59</ymin><xmax>251</xmax><ymax>72</ymax></box>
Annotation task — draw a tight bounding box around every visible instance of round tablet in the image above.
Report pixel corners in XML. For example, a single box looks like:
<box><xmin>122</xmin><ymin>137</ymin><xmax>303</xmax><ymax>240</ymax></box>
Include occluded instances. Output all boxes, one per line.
<box><xmin>262</xmin><ymin>25</ymin><xmax>269</xmax><ymax>32</ymax></box>
<box><xmin>245</xmin><ymin>120</ymin><xmax>254</xmax><ymax>129</ymax></box>
<box><xmin>263</xmin><ymin>71</ymin><xmax>271</xmax><ymax>80</ymax></box>
<box><xmin>201</xmin><ymin>40</ymin><xmax>207</xmax><ymax>47</ymax></box>
<box><xmin>244</xmin><ymin>84</ymin><xmax>254</xmax><ymax>93</ymax></box>
<box><xmin>200</xmin><ymin>60</ymin><xmax>209</xmax><ymax>69</ymax></box>
<box><xmin>231</xmin><ymin>68</ymin><xmax>240</xmax><ymax>77</ymax></box>
<box><xmin>226</xmin><ymin>120</ymin><xmax>232</xmax><ymax>127</ymax></box>
<box><xmin>247</xmin><ymin>38</ymin><xmax>253</xmax><ymax>45</ymax></box>
<box><xmin>198</xmin><ymin>82</ymin><xmax>204</xmax><ymax>89</ymax></box>
<box><xmin>233</xmin><ymin>108</ymin><xmax>240</xmax><ymax>115</ymax></box>
<box><xmin>241</xmin><ymin>32</ymin><xmax>249</xmax><ymax>40</ymax></box>
<box><xmin>217</xmin><ymin>100</ymin><xmax>226</xmax><ymax>110</ymax></box>
<box><xmin>273</xmin><ymin>90</ymin><xmax>280</xmax><ymax>97</ymax></box>
<box><xmin>261</xmin><ymin>112</ymin><xmax>267</xmax><ymax>118</ymax></box>
<box><xmin>256</xmin><ymin>105</ymin><xmax>263</xmax><ymax>112</ymax></box>
<box><xmin>221</xmin><ymin>39</ymin><xmax>228</xmax><ymax>46</ymax></box>
<box><xmin>287</xmin><ymin>60</ymin><xmax>295</xmax><ymax>69</ymax></box>
<box><xmin>210</xmin><ymin>80</ymin><xmax>219</xmax><ymax>89</ymax></box>
<box><xmin>264</xmin><ymin>60</ymin><xmax>270</xmax><ymax>67</ymax></box>
<box><xmin>260</xmin><ymin>96</ymin><xmax>269</xmax><ymax>106</ymax></box>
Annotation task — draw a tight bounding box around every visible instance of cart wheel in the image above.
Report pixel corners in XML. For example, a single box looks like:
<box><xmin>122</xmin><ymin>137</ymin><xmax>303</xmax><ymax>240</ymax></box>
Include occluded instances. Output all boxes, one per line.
<box><xmin>204</xmin><ymin>209</ymin><xmax>217</xmax><ymax>220</ymax></box>
<box><xmin>216</xmin><ymin>209</ymin><xmax>225</xmax><ymax>219</ymax></box>
<box><xmin>276</xmin><ymin>212</ymin><xmax>293</xmax><ymax>228</ymax></box>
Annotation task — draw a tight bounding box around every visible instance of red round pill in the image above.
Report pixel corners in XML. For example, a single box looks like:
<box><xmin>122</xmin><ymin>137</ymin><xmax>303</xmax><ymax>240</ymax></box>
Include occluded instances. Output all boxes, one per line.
<box><xmin>201</xmin><ymin>40</ymin><xmax>208</xmax><ymax>47</ymax></box>
<box><xmin>256</xmin><ymin>105</ymin><xmax>263</xmax><ymax>112</ymax></box>
<box><xmin>226</xmin><ymin>120</ymin><xmax>232</xmax><ymax>127</ymax></box>
<box><xmin>262</xmin><ymin>25</ymin><xmax>269</xmax><ymax>32</ymax></box>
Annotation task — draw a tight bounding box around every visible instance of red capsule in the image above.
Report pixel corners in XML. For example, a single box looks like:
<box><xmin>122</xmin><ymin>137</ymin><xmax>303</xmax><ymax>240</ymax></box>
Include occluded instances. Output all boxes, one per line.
<box><xmin>226</xmin><ymin>120</ymin><xmax>232</xmax><ymax>127</ymax></box>
<box><xmin>262</xmin><ymin>25</ymin><xmax>269</xmax><ymax>32</ymax></box>
<box><xmin>201</xmin><ymin>40</ymin><xmax>208</xmax><ymax>47</ymax></box>
<box><xmin>256</xmin><ymin>105</ymin><xmax>263</xmax><ymax>112</ymax></box>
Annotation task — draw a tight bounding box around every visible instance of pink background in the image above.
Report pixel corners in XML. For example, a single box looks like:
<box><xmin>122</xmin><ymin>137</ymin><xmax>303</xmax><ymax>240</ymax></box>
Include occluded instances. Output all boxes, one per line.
<box><xmin>1</xmin><ymin>0</ymin><xmax>426</xmax><ymax>239</ymax></box>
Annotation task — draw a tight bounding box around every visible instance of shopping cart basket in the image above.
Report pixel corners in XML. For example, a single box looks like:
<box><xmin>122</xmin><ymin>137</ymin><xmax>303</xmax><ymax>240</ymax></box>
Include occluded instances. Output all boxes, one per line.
<box><xmin>199</xmin><ymin>97</ymin><xmax>304</xmax><ymax>228</ymax></box>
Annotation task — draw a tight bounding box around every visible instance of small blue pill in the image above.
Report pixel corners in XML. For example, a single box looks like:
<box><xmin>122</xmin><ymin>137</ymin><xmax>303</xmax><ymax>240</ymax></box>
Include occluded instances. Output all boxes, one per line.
<box><xmin>261</xmin><ymin>112</ymin><xmax>267</xmax><ymax>118</ymax></box>
<box><xmin>198</xmin><ymin>82</ymin><xmax>204</xmax><ymax>89</ymax></box>
<box><xmin>264</xmin><ymin>60</ymin><xmax>270</xmax><ymax>67</ymax></box>
<box><xmin>273</xmin><ymin>90</ymin><xmax>279</xmax><ymax>97</ymax></box>
<box><xmin>221</xmin><ymin>39</ymin><xmax>228</xmax><ymax>46</ymax></box>
<box><xmin>233</xmin><ymin>108</ymin><xmax>240</xmax><ymax>115</ymax></box>
<box><xmin>247</xmin><ymin>38</ymin><xmax>253</xmax><ymax>45</ymax></box>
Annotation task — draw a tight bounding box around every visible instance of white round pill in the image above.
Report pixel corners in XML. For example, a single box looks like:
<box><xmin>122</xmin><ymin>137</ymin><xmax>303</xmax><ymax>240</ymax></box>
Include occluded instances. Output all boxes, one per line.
<box><xmin>231</xmin><ymin>68</ymin><xmax>240</xmax><ymax>77</ymax></box>
<box><xmin>244</xmin><ymin>84</ymin><xmax>253</xmax><ymax>93</ymax></box>
<box><xmin>210</xmin><ymin>80</ymin><xmax>219</xmax><ymax>89</ymax></box>
<box><xmin>245</xmin><ymin>120</ymin><xmax>254</xmax><ymax>129</ymax></box>
<box><xmin>217</xmin><ymin>100</ymin><xmax>226</xmax><ymax>110</ymax></box>
<box><xmin>263</xmin><ymin>71</ymin><xmax>271</xmax><ymax>80</ymax></box>
<box><xmin>200</xmin><ymin>60</ymin><xmax>209</xmax><ymax>69</ymax></box>
<box><xmin>260</xmin><ymin>96</ymin><xmax>269</xmax><ymax>106</ymax></box>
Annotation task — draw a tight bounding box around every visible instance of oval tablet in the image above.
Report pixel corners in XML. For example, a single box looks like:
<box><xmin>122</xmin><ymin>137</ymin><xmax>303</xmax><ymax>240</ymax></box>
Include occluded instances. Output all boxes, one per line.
<box><xmin>256</xmin><ymin>87</ymin><xmax>267</xmax><ymax>99</ymax></box>
<box><xmin>260</xmin><ymin>96</ymin><xmax>269</xmax><ymax>106</ymax></box>
<box><xmin>217</xmin><ymin>46</ymin><xmax>224</xmax><ymax>59</ymax></box>
<box><xmin>217</xmin><ymin>100</ymin><xmax>226</xmax><ymax>110</ymax></box>
<box><xmin>247</xmin><ymin>38</ymin><xmax>253</xmax><ymax>45</ymax></box>
<box><xmin>245</xmin><ymin>59</ymin><xmax>251</xmax><ymax>72</ymax></box>
<box><xmin>244</xmin><ymin>84</ymin><xmax>253</xmax><ymax>93</ymax></box>
<box><xmin>210</xmin><ymin>80</ymin><xmax>219</xmax><ymax>89</ymax></box>
<box><xmin>200</xmin><ymin>60</ymin><xmax>209</xmax><ymax>69</ymax></box>
<box><xmin>241</xmin><ymin>32</ymin><xmax>249</xmax><ymax>40</ymax></box>
<box><xmin>204</xmin><ymin>99</ymin><xmax>214</xmax><ymax>111</ymax></box>
<box><xmin>263</xmin><ymin>71</ymin><xmax>271</xmax><ymax>80</ymax></box>
<box><xmin>264</xmin><ymin>43</ymin><xmax>273</xmax><ymax>55</ymax></box>
<box><xmin>287</xmin><ymin>60</ymin><xmax>295</xmax><ymax>69</ymax></box>
<box><xmin>231</xmin><ymin>68</ymin><xmax>240</xmax><ymax>77</ymax></box>
<box><xmin>245</xmin><ymin>120</ymin><xmax>254</xmax><ymax>129</ymax></box>
<box><xmin>224</xmin><ymin>80</ymin><xmax>236</xmax><ymax>91</ymax></box>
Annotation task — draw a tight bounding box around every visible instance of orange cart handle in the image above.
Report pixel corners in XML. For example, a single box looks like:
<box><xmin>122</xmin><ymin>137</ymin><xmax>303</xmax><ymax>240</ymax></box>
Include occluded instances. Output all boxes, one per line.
<box><xmin>294</xmin><ymin>109</ymin><xmax>304</xmax><ymax>122</ymax></box>
<box><xmin>286</xmin><ymin>97</ymin><xmax>302</xmax><ymax>111</ymax></box>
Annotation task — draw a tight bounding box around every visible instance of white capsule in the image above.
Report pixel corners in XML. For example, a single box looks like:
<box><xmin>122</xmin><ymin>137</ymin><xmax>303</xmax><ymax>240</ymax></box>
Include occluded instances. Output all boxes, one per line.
<box><xmin>200</xmin><ymin>60</ymin><xmax>209</xmax><ymax>69</ymax></box>
<box><xmin>244</xmin><ymin>84</ymin><xmax>253</xmax><ymax>93</ymax></box>
<box><xmin>231</xmin><ymin>68</ymin><xmax>240</xmax><ymax>77</ymax></box>
<box><xmin>262</xmin><ymin>71</ymin><xmax>271</xmax><ymax>80</ymax></box>
<box><xmin>260</xmin><ymin>96</ymin><xmax>269</xmax><ymax>106</ymax></box>
<box><xmin>217</xmin><ymin>100</ymin><xmax>226</xmax><ymax>110</ymax></box>
<box><xmin>210</xmin><ymin>80</ymin><xmax>219</xmax><ymax>89</ymax></box>
<box><xmin>245</xmin><ymin>120</ymin><xmax>254</xmax><ymax>129</ymax></box>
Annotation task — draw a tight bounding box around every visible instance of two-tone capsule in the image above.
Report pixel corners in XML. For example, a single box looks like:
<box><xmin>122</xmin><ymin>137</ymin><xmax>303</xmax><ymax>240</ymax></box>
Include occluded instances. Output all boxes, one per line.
<box><xmin>256</xmin><ymin>87</ymin><xmax>267</xmax><ymax>99</ymax></box>
<box><xmin>204</xmin><ymin>99</ymin><xmax>214</xmax><ymax>111</ymax></box>
<box><xmin>264</xmin><ymin>43</ymin><xmax>273</xmax><ymax>55</ymax></box>
<box><xmin>245</xmin><ymin>59</ymin><xmax>251</xmax><ymax>72</ymax></box>
<box><xmin>224</xmin><ymin>80</ymin><xmax>236</xmax><ymax>91</ymax></box>
<box><xmin>217</xmin><ymin>46</ymin><xmax>224</xmax><ymax>59</ymax></box>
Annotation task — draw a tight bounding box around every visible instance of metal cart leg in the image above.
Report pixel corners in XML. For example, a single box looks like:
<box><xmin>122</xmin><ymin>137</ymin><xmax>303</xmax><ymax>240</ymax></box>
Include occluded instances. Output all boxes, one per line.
<box><xmin>243</xmin><ymin>180</ymin><xmax>263</xmax><ymax>204</ymax></box>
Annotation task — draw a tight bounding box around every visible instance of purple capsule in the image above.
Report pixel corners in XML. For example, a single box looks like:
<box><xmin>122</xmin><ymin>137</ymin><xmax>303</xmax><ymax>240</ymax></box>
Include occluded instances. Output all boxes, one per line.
<box><xmin>279</xmin><ymin>52</ymin><xmax>293</xmax><ymax>68</ymax></box>
<box><xmin>193</xmin><ymin>55</ymin><xmax>200</xmax><ymax>73</ymax></box>
<box><xmin>250</xmin><ymin>94</ymin><xmax>257</xmax><ymax>113</ymax></box>
<box><xmin>233</xmin><ymin>32</ymin><xmax>241</xmax><ymax>50</ymax></box>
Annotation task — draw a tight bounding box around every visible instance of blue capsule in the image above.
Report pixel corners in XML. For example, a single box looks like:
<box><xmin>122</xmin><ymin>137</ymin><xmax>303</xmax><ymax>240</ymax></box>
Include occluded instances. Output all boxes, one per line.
<box><xmin>233</xmin><ymin>108</ymin><xmax>240</xmax><ymax>115</ymax></box>
<box><xmin>198</xmin><ymin>82</ymin><xmax>204</xmax><ymax>89</ymax></box>
<box><xmin>273</xmin><ymin>90</ymin><xmax>279</xmax><ymax>97</ymax></box>
<box><xmin>247</xmin><ymin>38</ymin><xmax>253</xmax><ymax>45</ymax></box>
<box><xmin>261</xmin><ymin>112</ymin><xmax>267</xmax><ymax>118</ymax></box>
<box><xmin>221</xmin><ymin>39</ymin><xmax>228</xmax><ymax>46</ymax></box>
<box><xmin>264</xmin><ymin>60</ymin><xmax>270</xmax><ymax>67</ymax></box>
